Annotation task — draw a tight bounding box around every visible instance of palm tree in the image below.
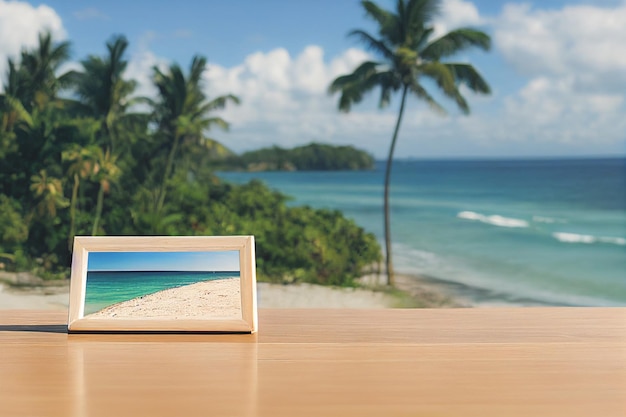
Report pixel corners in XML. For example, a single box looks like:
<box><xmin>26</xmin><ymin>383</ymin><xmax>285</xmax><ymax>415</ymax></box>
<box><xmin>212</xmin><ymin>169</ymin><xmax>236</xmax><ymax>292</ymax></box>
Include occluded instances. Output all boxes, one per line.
<box><xmin>0</xmin><ymin>71</ymin><xmax>33</xmax><ymax>159</ymax></box>
<box><xmin>72</xmin><ymin>35</ymin><xmax>137</xmax><ymax>153</ymax></box>
<box><xmin>0</xmin><ymin>59</ymin><xmax>32</xmax><ymax>136</ymax></box>
<box><xmin>62</xmin><ymin>144</ymin><xmax>98</xmax><ymax>248</ymax></box>
<box><xmin>1</xmin><ymin>32</ymin><xmax>73</xmax><ymax>201</ymax></box>
<box><xmin>89</xmin><ymin>147</ymin><xmax>121</xmax><ymax>235</ymax></box>
<box><xmin>29</xmin><ymin>169</ymin><xmax>69</xmax><ymax>219</ymax></box>
<box><xmin>18</xmin><ymin>31</ymin><xmax>72</xmax><ymax>112</ymax></box>
<box><xmin>329</xmin><ymin>0</ymin><xmax>491</xmax><ymax>285</ymax></box>
<box><xmin>150</xmin><ymin>55</ymin><xmax>239</xmax><ymax>217</ymax></box>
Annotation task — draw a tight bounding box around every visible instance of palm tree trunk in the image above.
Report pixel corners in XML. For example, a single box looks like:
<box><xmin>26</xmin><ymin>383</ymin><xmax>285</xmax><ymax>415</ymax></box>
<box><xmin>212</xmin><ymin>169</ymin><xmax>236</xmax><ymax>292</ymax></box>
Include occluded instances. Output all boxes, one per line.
<box><xmin>91</xmin><ymin>184</ymin><xmax>104</xmax><ymax>236</ymax></box>
<box><xmin>155</xmin><ymin>133</ymin><xmax>181</xmax><ymax>216</ymax></box>
<box><xmin>68</xmin><ymin>174</ymin><xmax>79</xmax><ymax>251</ymax></box>
<box><xmin>104</xmin><ymin>116</ymin><xmax>114</xmax><ymax>155</ymax></box>
<box><xmin>383</xmin><ymin>85</ymin><xmax>408</xmax><ymax>286</ymax></box>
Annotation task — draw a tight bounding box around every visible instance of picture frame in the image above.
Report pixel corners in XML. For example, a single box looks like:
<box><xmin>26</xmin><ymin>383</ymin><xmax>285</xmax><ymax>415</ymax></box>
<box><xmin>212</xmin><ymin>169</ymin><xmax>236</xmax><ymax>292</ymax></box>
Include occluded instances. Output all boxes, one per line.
<box><xmin>67</xmin><ymin>236</ymin><xmax>257</xmax><ymax>333</ymax></box>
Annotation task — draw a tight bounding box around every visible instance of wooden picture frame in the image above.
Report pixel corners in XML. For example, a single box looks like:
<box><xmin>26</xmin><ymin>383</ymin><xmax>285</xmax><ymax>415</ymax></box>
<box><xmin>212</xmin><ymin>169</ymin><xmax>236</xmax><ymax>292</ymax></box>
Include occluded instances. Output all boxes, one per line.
<box><xmin>67</xmin><ymin>236</ymin><xmax>257</xmax><ymax>333</ymax></box>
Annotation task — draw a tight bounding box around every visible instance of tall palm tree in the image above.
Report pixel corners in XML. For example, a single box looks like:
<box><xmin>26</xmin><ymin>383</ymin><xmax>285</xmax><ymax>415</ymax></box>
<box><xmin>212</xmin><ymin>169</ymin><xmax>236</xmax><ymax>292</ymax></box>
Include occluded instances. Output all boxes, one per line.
<box><xmin>18</xmin><ymin>31</ymin><xmax>72</xmax><ymax>112</ymax></box>
<box><xmin>0</xmin><ymin>72</ymin><xmax>32</xmax><ymax>159</ymax></box>
<box><xmin>72</xmin><ymin>35</ymin><xmax>137</xmax><ymax>153</ymax></box>
<box><xmin>150</xmin><ymin>55</ymin><xmax>239</xmax><ymax>216</ymax></box>
<box><xmin>1</xmin><ymin>32</ymin><xmax>73</xmax><ymax>201</ymax></box>
<box><xmin>62</xmin><ymin>144</ymin><xmax>98</xmax><ymax>248</ymax></box>
<box><xmin>89</xmin><ymin>147</ymin><xmax>121</xmax><ymax>236</ymax></box>
<box><xmin>329</xmin><ymin>0</ymin><xmax>491</xmax><ymax>285</ymax></box>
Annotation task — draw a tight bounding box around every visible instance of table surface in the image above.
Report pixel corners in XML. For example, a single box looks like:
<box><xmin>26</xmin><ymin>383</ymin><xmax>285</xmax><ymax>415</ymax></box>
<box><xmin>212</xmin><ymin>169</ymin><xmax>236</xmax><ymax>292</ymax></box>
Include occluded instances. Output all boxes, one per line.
<box><xmin>1</xmin><ymin>308</ymin><xmax>624</xmax><ymax>417</ymax></box>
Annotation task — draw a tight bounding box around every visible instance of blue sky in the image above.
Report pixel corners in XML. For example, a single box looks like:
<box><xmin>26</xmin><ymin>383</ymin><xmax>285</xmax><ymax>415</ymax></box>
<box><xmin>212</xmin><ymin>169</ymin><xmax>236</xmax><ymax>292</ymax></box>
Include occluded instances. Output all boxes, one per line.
<box><xmin>87</xmin><ymin>251</ymin><xmax>240</xmax><ymax>272</ymax></box>
<box><xmin>1</xmin><ymin>0</ymin><xmax>625</xmax><ymax>158</ymax></box>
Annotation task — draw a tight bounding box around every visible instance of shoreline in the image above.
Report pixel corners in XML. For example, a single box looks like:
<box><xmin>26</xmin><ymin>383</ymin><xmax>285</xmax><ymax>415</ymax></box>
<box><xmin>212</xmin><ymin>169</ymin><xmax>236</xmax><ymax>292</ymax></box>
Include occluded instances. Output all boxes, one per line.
<box><xmin>0</xmin><ymin>269</ymin><xmax>578</xmax><ymax>311</ymax></box>
<box><xmin>407</xmin><ymin>272</ymin><xmax>577</xmax><ymax>307</ymax></box>
<box><xmin>0</xmin><ymin>283</ymin><xmax>69</xmax><ymax>310</ymax></box>
<box><xmin>359</xmin><ymin>271</ymin><xmax>576</xmax><ymax>307</ymax></box>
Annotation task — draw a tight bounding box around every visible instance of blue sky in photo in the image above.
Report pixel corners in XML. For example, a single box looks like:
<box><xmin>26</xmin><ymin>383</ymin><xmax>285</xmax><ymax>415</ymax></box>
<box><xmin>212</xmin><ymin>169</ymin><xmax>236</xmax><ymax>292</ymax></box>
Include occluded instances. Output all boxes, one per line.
<box><xmin>87</xmin><ymin>251</ymin><xmax>240</xmax><ymax>272</ymax></box>
<box><xmin>1</xmin><ymin>0</ymin><xmax>625</xmax><ymax>158</ymax></box>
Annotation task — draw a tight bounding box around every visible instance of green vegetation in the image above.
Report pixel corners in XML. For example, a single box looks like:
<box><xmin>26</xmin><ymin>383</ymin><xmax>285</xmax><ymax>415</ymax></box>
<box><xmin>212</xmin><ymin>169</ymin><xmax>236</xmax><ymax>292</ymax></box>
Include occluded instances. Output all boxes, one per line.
<box><xmin>0</xmin><ymin>33</ymin><xmax>381</xmax><ymax>286</ymax></box>
<box><xmin>218</xmin><ymin>142</ymin><xmax>375</xmax><ymax>171</ymax></box>
<box><xmin>329</xmin><ymin>0</ymin><xmax>491</xmax><ymax>285</ymax></box>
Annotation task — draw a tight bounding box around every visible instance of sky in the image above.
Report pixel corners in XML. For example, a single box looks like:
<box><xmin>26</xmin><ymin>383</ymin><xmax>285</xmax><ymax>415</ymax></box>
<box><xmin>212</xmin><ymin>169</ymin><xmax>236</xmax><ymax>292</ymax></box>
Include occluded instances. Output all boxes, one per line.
<box><xmin>87</xmin><ymin>251</ymin><xmax>240</xmax><ymax>272</ymax></box>
<box><xmin>1</xmin><ymin>0</ymin><xmax>625</xmax><ymax>158</ymax></box>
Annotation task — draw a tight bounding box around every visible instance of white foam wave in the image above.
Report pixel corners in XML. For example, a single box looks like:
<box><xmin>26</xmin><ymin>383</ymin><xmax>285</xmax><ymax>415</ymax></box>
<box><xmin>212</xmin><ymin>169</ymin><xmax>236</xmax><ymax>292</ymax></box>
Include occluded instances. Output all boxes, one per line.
<box><xmin>602</xmin><ymin>237</ymin><xmax>626</xmax><ymax>246</ymax></box>
<box><xmin>457</xmin><ymin>211</ymin><xmax>483</xmax><ymax>221</ymax></box>
<box><xmin>553</xmin><ymin>232</ymin><xmax>626</xmax><ymax>246</ymax></box>
<box><xmin>457</xmin><ymin>211</ymin><xmax>529</xmax><ymax>228</ymax></box>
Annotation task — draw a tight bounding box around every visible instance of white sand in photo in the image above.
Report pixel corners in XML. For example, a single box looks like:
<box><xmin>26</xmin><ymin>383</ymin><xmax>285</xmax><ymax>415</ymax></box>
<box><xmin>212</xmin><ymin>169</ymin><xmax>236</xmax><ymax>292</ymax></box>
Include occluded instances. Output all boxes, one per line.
<box><xmin>85</xmin><ymin>278</ymin><xmax>242</xmax><ymax>319</ymax></box>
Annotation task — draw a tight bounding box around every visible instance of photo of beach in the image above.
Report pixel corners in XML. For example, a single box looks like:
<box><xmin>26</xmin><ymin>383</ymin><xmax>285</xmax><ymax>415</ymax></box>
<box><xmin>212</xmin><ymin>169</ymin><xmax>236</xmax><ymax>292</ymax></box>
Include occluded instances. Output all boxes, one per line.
<box><xmin>83</xmin><ymin>251</ymin><xmax>242</xmax><ymax>320</ymax></box>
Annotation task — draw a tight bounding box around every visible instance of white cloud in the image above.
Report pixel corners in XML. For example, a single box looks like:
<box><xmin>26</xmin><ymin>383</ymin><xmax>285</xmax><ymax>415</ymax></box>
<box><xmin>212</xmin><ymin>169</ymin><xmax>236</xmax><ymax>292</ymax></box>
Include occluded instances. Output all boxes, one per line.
<box><xmin>433</xmin><ymin>0</ymin><xmax>485</xmax><ymax>39</ymax></box>
<box><xmin>494</xmin><ymin>2</ymin><xmax>626</xmax><ymax>91</ymax></box>
<box><xmin>500</xmin><ymin>76</ymin><xmax>626</xmax><ymax>144</ymax></box>
<box><xmin>204</xmin><ymin>42</ymin><xmax>504</xmax><ymax>158</ymax></box>
<box><xmin>0</xmin><ymin>0</ymin><xmax>66</xmax><ymax>89</ymax></box>
<box><xmin>481</xmin><ymin>1</ymin><xmax>626</xmax><ymax>153</ymax></box>
<box><xmin>126</xmin><ymin>51</ymin><xmax>157</xmax><ymax>96</ymax></box>
<box><xmin>124</xmin><ymin>31</ymin><xmax>172</xmax><ymax>106</ymax></box>
<box><xmin>202</xmin><ymin>46</ymin><xmax>394</xmax><ymax>153</ymax></box>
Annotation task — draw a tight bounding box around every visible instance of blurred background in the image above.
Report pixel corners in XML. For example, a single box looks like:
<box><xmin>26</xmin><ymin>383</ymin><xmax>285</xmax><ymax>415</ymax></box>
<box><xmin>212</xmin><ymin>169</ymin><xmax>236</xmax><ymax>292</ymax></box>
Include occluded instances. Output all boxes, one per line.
<box><xmin>0</xmin><ymin>0</ymin><xmax>624</xmax><ymax>310</ymax></box>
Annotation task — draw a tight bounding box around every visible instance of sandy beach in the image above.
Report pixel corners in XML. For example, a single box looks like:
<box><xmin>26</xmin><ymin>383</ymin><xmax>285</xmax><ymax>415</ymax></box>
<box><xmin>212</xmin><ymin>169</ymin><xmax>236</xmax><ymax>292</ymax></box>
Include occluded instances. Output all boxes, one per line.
<box><xmin>0</xmin><ymin>283</ymin><xmax>69</xmax><ymax>310</ymax></box>
<box><xmin>0</xmin><ymin>276</ymin><xmax>467</xmax><ymax>312</ymax></box>
<box><xmin>0</xmin><ymin>271</ymin><xmax>509</xmax><ymax>312</ymax></box>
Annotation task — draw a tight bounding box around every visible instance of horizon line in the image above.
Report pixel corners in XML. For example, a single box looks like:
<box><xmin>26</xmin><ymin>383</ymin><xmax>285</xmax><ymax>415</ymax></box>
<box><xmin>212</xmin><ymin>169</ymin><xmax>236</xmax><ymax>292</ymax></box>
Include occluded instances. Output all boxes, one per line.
<box><xmin>377</xmin><ymin>154</ymin><xmax>626</xmax><ymax>162</ymax></box>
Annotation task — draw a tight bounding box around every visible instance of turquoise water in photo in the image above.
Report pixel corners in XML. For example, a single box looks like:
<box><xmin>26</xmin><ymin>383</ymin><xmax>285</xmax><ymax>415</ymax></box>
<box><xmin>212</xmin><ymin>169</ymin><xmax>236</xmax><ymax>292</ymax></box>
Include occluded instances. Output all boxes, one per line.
<box><xmin>219</xmin><ymin>158</ymin><xmax>626</xmax><ymax>306</ymax></box>
<box><xmin>84</xmin><ymin>271</ymin><xmax>240</xmax><ymax>315</ymax></box>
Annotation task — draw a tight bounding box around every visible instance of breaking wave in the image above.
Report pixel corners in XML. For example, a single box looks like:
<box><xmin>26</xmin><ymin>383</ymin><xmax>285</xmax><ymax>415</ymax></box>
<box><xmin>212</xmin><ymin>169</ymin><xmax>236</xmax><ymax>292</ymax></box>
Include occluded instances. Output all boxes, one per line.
<box><xmin>457</xmin><ymin>211</ymin><xmax>529</xmax><ymax>228</ymax></box>
<box><xmin>553</xmin><ymin>232</ymin><xmax>626</xmax><ymax>246</ymax></box>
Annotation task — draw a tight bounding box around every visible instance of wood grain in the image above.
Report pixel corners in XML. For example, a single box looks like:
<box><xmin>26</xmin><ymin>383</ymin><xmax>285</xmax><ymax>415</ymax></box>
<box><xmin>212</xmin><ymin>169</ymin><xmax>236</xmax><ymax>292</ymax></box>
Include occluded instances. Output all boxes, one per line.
<box><xmin>1</xmin><ymin>308</ymin><xmax>624</xmax><ymax>417</ymax></box>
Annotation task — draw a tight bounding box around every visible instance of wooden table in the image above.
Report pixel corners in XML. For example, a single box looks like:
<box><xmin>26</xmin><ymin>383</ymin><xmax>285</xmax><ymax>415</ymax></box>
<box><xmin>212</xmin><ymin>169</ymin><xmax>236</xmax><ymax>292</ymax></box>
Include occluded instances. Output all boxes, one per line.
<box><xmin>0</xmin><ymin>308</ymin><xmax>624</xmax><ymax>417</ymax></box>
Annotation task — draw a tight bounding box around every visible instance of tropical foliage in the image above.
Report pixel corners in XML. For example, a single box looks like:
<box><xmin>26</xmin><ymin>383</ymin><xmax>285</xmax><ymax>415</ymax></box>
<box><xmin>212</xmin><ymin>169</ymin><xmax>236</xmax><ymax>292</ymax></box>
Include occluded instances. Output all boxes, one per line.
<box><xmin>329</xmin><ymin>0</ymin><xmax>491</xmax><ymax>285</ymax></box>
<box><xmin>0</xmin><ymin>32</ymin><xmax>381</xmax><ymax>285</ymax></box>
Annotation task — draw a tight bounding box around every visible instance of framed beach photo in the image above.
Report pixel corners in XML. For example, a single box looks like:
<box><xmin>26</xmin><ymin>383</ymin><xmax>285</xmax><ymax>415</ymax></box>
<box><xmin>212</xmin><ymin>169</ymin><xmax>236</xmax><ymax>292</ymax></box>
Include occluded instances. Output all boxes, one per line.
<box><xmin>67</xmin><ymin>236</ymin><xmax>257</xmax><ymax>333</ymax></box>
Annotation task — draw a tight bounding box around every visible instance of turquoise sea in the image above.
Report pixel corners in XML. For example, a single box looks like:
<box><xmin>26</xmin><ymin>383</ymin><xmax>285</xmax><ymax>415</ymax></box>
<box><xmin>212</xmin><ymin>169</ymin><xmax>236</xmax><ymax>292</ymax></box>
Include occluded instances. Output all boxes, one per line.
<box><xmin>84</xmin><ymin>271</ymin><xmax>239</xmax><ymax>315</ymax></box>
<box><xmin>220</xmin><ymin>158</ymin><xmax>626</xmax><ymax>306</ymax></box>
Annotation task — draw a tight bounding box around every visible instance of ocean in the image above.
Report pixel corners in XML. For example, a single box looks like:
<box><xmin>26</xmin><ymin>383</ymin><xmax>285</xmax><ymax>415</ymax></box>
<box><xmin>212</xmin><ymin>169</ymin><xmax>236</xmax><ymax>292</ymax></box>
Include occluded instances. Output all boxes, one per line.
<box><xmin>219</xmin><ymin>158</ymin><xmax>626</xmax><ymax>306</ymax></box>
<box><xmin>84</xmin><ymin>271</ymin><xmax>240</xmax><ymax>315</ymax></box>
